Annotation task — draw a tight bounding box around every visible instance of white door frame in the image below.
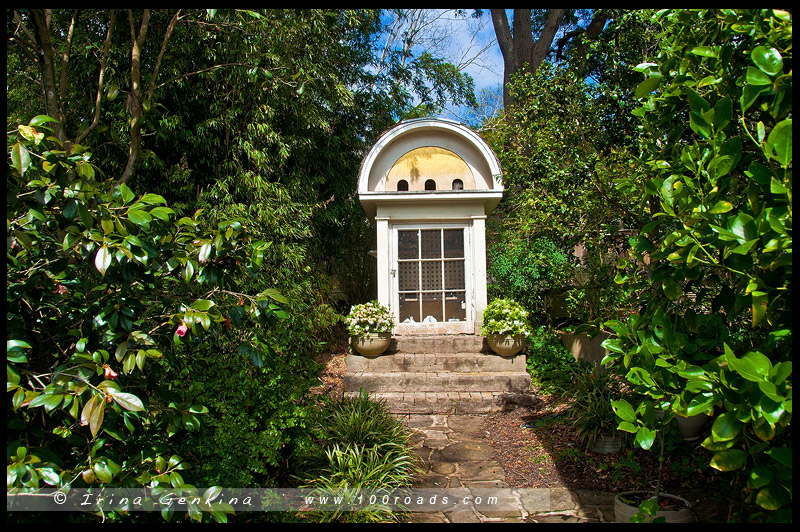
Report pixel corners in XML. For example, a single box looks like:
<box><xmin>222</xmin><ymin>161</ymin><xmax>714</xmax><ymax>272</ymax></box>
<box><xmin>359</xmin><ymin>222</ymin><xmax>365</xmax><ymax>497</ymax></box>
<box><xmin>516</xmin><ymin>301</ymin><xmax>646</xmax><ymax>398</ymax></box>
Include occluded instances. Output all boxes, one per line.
<box><xmin>390</xmin><ymin>222</ymin><xmax>473</xmax><ymax>335</ymax></box>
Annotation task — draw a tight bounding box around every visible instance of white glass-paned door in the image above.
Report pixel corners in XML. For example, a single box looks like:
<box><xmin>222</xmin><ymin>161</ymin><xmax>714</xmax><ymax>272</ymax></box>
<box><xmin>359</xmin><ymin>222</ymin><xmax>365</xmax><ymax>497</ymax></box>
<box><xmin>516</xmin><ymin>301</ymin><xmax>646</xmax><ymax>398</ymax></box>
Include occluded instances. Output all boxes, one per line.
<box><xmin>396</xmin><ymin>228</ymin><xmax>468</xmax><ymax>324</ymax></box>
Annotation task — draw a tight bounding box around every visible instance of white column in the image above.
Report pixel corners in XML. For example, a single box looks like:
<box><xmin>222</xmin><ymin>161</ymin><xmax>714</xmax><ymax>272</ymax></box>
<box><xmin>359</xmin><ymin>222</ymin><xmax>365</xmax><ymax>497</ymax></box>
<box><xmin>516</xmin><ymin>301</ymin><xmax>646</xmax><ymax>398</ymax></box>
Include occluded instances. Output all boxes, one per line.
<box><xmin>471</xmin><ymin>215</ymin><xmax>487</xmax><ymax>335</ymax></box>
<box><xmin>375</xmin><ymin>217</ymin><xmax>391</xmax><ymax>311</ymax></box>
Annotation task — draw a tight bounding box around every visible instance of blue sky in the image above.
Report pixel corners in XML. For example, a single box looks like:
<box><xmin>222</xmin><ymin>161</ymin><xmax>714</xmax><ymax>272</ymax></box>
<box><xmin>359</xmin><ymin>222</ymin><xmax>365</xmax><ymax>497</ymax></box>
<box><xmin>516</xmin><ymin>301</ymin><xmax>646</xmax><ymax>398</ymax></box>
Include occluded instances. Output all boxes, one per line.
<box><xmin>376</xmin><ymin>9</ymin><xmax>505</xmax><ymax>125</ymax></box>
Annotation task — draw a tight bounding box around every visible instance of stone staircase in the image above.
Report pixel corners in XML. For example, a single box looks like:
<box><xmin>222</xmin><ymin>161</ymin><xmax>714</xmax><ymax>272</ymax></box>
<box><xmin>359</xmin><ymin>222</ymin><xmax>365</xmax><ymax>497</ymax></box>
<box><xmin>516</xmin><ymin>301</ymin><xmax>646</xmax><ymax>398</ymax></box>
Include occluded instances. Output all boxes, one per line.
<box><xmin>344</xmin><ymin>335</ymin><xmax>532</xmax><ymax>414</ymax></box>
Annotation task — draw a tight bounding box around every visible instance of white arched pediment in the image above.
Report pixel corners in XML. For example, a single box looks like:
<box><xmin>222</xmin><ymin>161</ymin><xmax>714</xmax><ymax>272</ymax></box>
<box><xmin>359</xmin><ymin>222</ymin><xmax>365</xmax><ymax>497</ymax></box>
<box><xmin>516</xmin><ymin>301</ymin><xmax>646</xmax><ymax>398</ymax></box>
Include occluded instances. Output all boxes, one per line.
<box><xmin>357</xmin><ymin>118</ymin><xmax>504</xmax><ymax>220</ymax></box>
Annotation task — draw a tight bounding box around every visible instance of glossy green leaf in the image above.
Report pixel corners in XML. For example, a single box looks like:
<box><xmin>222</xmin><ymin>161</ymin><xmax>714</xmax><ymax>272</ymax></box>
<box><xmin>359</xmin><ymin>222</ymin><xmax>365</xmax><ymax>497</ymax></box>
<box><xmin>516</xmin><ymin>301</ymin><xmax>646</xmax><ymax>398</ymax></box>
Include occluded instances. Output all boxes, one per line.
<box><xmin>711</xmin><ymin>411</ymin><xmax>742</xmax><ymax>441</ymax></box>
<box><xmin>709</xmin><ymin>200</ymin><xmax>733</xmax><ymax>214</ymax></box>
<box><xmin>80</xmin><ymin>394</ymin><xmax>105</xmax><ymax>437</ymax></box>
<box><xmin>95</xmin><ymin>246</ymin><xmax>112</xmax><ymax>276</ymax></box>
<box><xmin>751</xmin><ymin>46</ymin><xmax>782</xmax><ymax>75</ymax></box>
<box><xmin>106</xmin><ymin>389</ymin><xmax>145</xmax><ymax>411</ymax></box>
<box><xmin>746</xmin><ymin>66</ymin><xmax>772</xmax><ymax>86</ymax></box>
<box><xmin>662</xmin><ymin>277</ymin><xmax>682</xmax><ymax>300</ymax></box>
<box><xmin>10</xmin><ymin>142</ymin><xmax>31</xmax><ymax>176</ymax></box>
<box><xmin>765</xmin><ymin>447</ymin><xmax>791</xmax><ymax>468</ymax></box>
<box><xmin>635</xmin><ymin>76</ymin><xmax>661</xmax><ymax>99</ymax></box>
<box><xmin>755</xmin><ymin>485</ymin><xmax>790</xmax><ymax>510</ymax></box>
<box><xmin>710</xmin><ymin>449</ymin><xmax>747</xmax><ymax>471</ymax></box>
<box><xmin>127</xmin><ymin>209</ymin><xmax>153</xmax><ymax>226</ymax></box>
<box><xmin>691</xmin><ymin>46</ymin><xmax>717</xmax><ymax>58</ymax></box>
<box><xmin>766</xmin><ymin>119</ymin><xmax>792</xmax><ymax>167</ymax></box>
<box><xmin>634</xmin><ymin>427</ymin><xmax>656</xmax><ymax>450</ymax></box>
<box><xmin>93</xmin><ymin>461</ymin><xmax>113</xmax><ymax>483</ymax></box>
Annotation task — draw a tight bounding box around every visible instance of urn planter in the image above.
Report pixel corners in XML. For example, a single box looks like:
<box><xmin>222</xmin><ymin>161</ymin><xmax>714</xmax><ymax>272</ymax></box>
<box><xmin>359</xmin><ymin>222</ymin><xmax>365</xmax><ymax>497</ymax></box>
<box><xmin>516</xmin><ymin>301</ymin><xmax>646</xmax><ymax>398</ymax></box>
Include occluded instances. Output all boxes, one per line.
<box><xmin>486</xmin><ymin>334</ymin><xmax>526</xmax><ymax>357</ymax></box>
<box><xmin>590</xmin><ymin>432</ymin><xmax>623</xmax><ymax>455</ymax></box>
<box><xmin>675</xmin><ymin>413</ymin><xmax>710</xmax><ymax>442</ymax></box>
<box><xmin>351</xmin><ymin>332</ymin><xmax>392</xmax><ymax>357</ymax></box>
<box><xmin>614</xmin><ymin>491</ymin><xmax>694</xmax><ymax>523</ymax></box>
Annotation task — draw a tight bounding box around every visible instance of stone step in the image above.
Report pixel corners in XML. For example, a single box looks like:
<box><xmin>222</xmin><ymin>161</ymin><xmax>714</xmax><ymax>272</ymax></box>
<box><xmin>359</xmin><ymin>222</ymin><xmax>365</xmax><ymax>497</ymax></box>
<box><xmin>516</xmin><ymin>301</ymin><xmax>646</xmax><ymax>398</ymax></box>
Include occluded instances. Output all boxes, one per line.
<box><xmin>387</xmin><ymin>335</ymin><xmax>487</xmax><ymax>355</ymax></box>
<box><xmin>344</xmin><ymin>371</ymin><xmax>531</xmax><ymax>394</ymax></box>
<box><xmin>346</xmin><ymin>352</ymin><xmax>527</xmax><ymax>373</ymax></box>
<box><xmin>343</xmin><ymin>391</ymin><xmax>501</xmax><ymax>414</ymax></box>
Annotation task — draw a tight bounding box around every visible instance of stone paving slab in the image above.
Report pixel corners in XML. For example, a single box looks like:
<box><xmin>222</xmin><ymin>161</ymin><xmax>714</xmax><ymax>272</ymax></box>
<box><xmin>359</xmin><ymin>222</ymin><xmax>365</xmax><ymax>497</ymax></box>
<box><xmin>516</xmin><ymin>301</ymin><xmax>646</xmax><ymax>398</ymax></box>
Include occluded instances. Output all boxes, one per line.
<box><xmin>398</xmin><ymin>413</ymin><xmax>616</xmax><ymax>523</ymax></box>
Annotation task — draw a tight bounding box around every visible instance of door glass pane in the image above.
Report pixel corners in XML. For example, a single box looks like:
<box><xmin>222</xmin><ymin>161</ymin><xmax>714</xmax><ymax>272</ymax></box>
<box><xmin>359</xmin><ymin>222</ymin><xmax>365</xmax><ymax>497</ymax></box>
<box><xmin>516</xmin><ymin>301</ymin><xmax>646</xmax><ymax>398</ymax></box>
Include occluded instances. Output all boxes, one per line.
<box><xmin>443</xmin><ymin>261</ymin><xmax>464</xmax><ymax>290</ymax></box>
<box><xmin>443</xmin><ymin>229</ymin><xmax>464</xmax><ymax>258</ymax></box>
<box><xmin>420</xmin><ymin>229</ymin><xmax>441</xmax><ymax>259</ymax></box>
<box><xmin>421</xmin><ymin>292</ymin><xmax>443</xmax><ymax>322</ymax></box>
<box><xmin>444</xmin><ymin>292</ymin><xmax>466</xmax><ymax>321</ymax></box>
<box><xmin>421</xmin><ymin>261</ymin><xmax>442</xmax><ymax>291</ymax></box>
<box><xmin>399</xmin><ymin>293</ymin><xmax>420</xmax><ymax>323</ymax></box>
<box><xmin>398</xmin><ymin>230</ymin><xmax>418</xmax><ymax>260</ymax></box>
<box><xmin>398</xmin><ymin>262</ymin><xmax>418</xmax><ymax>291</ymax></box>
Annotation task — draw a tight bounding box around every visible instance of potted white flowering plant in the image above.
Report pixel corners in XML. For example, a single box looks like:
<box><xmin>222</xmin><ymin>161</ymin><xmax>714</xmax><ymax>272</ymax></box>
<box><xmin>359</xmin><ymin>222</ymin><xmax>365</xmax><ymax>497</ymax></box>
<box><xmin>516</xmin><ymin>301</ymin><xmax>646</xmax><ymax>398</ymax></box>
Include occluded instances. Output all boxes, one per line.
<box><xmin>346</xmin><ymin>300</ymin><xmax>395</xmax><ymax>356</ymax></box>
<box><xmin>481</xmin><ymin>298</ymin><xmax>531</xmax><ymax>356</ymax></box>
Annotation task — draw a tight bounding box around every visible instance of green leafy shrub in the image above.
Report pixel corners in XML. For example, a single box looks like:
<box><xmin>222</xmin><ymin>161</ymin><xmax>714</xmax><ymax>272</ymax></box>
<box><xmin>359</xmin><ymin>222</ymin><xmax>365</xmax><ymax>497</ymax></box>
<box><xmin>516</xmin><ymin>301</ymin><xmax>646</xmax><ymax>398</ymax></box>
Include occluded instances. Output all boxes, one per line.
<box><xmin>297</xmin><ymin>392</ymin><xmax>421</xmax><ymax>523</ymax></box>
<box><xmin>566</xmin><ymin>362</ymin><xmax>626</xmax><ymax>450</ymax></box>
<box><xmin>604</xmin><ymin>9</ymin><xmax>792</xmax><ymax>520</ymax></box>
<box><xmin>7</xmin><ymin>117</ymin><xmax>291</xmax><ymax>522</ymax></box>
<box><xmin>481</xmin><ymin>299</ymin><xmax>532</xmax><ymax>337</ymax></box>
<box><xmin>487</xmin><ymin>235</ymin><xmax>571</xmax><ymax>320</ymax></box>
<box><xmin>526</xmin><ymin>326</ymin><xmax>575</xmax><ymax>394</ymax></box>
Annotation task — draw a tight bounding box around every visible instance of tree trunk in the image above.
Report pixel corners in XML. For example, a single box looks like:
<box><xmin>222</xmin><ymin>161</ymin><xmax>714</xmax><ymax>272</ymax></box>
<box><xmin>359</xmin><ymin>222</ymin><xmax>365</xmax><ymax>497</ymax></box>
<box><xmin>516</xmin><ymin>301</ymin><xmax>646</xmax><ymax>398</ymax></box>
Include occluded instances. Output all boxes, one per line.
<box><xmin>30</xmin><ymin>9</ymin><xmax>65</xmax><ymax>142</ymax></box>
<box><xmin>118</xmin><ymin>10</ymin><xmax>151</xmax><ymax>185</ymax></box>
<box><xmin>490</xmin><ymin>9</ymin><xmax>565</xmax><ymax>108</ymax></box>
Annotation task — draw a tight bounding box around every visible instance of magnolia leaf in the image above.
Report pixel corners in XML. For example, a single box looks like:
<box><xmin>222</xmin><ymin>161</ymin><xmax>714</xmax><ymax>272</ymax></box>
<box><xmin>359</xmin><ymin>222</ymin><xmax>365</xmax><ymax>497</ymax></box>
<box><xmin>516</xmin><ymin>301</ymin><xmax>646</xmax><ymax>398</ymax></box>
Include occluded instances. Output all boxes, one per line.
<box><xmin>766</xmin><ymin>119</ymin><xmax>792</xmax><ymax>167</ymax></box>
<box><xmin>635</xmin><ymin>76</ymin><xmax>661</xmax><ymax>99</ymax></box>
<box><xmin>751</xmin><ymin>46</ymin><xmax>783</xmax><ymax>76</ymax></box>
<box><xmin>11</xmin><ymin>142</ymin><xmax>31</xmax><ymax>176</ymax></box>
<box><xmin>95</xmin><ymin>246</ymin><xmax>112</xmax><ymax>276</ymax></box>
<box><xmin>106</xmin><ymin>388</ymin><xmax>145</xmax><ymax>412</ymax></box>
<box><xmin>711</xmin><ymin>411</ymin><xmax>742</xmax><ymax>441</ymax></box>
<box><xmin>710</xmin><ymin>449</ymin><xmax>747</xmax><ymax>471</ymax></box>
<box><xmin>80</xmin><ymin>394</ymin><xmax>105</xmax><ymax>437</ymax></box>
<box><xmin>662</xmin><ymin>278</ymin><xmax>682</xmax><ymax>300</ymax></box>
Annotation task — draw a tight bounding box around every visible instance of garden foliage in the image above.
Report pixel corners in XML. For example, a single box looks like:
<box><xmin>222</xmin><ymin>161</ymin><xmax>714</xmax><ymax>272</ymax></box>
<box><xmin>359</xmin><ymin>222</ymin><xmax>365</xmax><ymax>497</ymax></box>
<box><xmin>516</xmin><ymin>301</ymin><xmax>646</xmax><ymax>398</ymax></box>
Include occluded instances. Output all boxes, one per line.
<box><xmin>480</xmin><ymin>299</ymin><xmax>532</xmax><ymax>337</ymax></box>
<box><xmin>7</xmin><ymin>118</ymin><xmax>300</xmax><ymax>522</ymax></box>
<box><xmin>603</xmin><ymin>9</ymin><xmax>791</xmax><ymax>518</ymax></box>
<box><xmin>296</xmin><ymin>391</ymin><xmax>420</xmax><ymax>523</ymax></box>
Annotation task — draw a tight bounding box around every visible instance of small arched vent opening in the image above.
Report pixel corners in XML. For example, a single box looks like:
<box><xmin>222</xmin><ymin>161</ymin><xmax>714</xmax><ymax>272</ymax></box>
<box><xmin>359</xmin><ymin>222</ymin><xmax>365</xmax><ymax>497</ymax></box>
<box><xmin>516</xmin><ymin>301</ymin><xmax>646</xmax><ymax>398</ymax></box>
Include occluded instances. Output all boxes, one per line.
<box><xmin>452</xmin><ymin>179</ymin><xmax>464</xmax><ymax>190</ymax></box>
<box><xmin>397</xmin><ymin>179</ymin><xmax>409</xmax><ymax>191</ymax></box>
<box><xmin>424</xmin><ymin>179</ymin><xmax>436</xmax><ymax>191</ymax></box>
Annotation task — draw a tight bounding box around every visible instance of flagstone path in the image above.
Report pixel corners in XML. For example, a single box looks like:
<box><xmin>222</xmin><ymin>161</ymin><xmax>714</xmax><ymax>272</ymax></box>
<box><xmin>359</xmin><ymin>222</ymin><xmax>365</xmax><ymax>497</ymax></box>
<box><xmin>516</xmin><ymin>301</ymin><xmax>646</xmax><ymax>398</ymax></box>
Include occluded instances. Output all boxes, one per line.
<box><xmin>399</xmin><ymin>414</ymin><xmax>616</xmax><ymax>523</ymax></box>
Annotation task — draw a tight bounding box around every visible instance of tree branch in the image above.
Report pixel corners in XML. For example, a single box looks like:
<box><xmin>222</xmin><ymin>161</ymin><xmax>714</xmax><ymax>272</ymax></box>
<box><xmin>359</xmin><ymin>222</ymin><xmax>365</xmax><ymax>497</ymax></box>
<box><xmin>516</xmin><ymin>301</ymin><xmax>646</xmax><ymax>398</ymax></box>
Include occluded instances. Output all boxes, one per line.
<box><xmin>57</xmin><ymin>11</ymin><xmax>78</xmax><ymax>103</ymax></box>
<box><xmin>147</xmin><ymin>9</ymin><xmax>181</xmax><ymax>100</ymax></box>
<box><xmin>118</xmin><ymin>9</ymin><xmax>151</xmax><ymax>185</ymax></box>
<box><xmin>76</xmin><ymin>11</ymin><xmax>116</xmax><ymax>145</ymax></box>
<box><xmin>529</xmin><ymin>9</ymin><xmax>565</xmax><ymax>72</ymax></box>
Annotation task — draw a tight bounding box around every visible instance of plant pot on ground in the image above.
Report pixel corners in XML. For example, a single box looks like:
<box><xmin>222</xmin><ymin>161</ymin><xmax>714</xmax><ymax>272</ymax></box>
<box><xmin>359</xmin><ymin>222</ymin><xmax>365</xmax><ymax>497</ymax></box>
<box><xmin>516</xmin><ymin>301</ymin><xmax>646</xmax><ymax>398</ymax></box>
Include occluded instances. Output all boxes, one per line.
<box><xmin>567</xmin><ymin>361</ymin><xmax>625</xmax><ymax>454</ymax></box>
<box><xmin>614</xmin><ymin>490</ymin><xmax>694</xmax><ymax>523</ymax></box>
<box><xmin>481</xmin><ymin>298</ymin><xmax>531</xmax><ymax>356</ymax></box>
<box><xmin>346</xmin><ymin>301</ymin><xmax>395</xmax><ymax>356</ymax></box>
<box><xmin>486</xmin><ymin>334</ymin><xmax>527</xmax><ymax>357</ymax></box>
<box><xmin>675</xmin><ymin>413</ymin><xmax>710</xmax><ymax>442</ymax></box>
<box><xmin>611</xmin><ymin>402</ymin><xmax>696</xmax><ymax>523</ymax></box>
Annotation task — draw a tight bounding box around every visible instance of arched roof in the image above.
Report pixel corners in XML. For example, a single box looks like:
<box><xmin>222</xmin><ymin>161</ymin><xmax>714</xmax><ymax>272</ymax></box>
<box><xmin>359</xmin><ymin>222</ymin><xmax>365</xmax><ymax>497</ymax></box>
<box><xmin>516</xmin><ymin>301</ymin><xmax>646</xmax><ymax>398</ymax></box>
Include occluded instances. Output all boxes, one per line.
<box><xmin>357</xmin><ymin>118</ymin><xmax>503</xmax><ymax>194</ymax></box>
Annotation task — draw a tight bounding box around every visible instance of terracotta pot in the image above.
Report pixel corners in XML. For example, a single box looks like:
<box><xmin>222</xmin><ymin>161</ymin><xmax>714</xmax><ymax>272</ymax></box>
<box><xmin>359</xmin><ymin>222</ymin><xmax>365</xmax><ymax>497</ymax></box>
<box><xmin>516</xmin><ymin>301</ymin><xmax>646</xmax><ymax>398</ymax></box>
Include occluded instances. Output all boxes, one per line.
<box><xmin>486</xmin><ymin>334</ymin><xmax>526</xmax><ymax>356</ymax></box>
<box><xmin>351</xmin><ymin>332</ymin><xmax>392</xmax><ymax>356</ymax></box>
<box><xmin>614</xmin><ymin>491</ymin><xmax>694</xmax><ymax>523</ymax></box>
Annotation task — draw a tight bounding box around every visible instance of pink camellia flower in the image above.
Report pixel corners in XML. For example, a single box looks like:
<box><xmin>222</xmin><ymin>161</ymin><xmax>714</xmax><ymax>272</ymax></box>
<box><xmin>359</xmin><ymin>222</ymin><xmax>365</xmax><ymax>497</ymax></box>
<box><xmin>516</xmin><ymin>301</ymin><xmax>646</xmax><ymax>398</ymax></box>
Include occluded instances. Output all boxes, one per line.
<box><xmin>53</xmin><ymin>284</ymin><xmax>68</xmax><ymax>295</ymax></box>
<box><xmin>176</xmin><ymin>323</ymin><xmax>189</xmax><ymax>337</ymax></box>
<box><xmin>103</xmin><ymin>365</ymin><xmax>119</xmax><ymax>380</ymax></box>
